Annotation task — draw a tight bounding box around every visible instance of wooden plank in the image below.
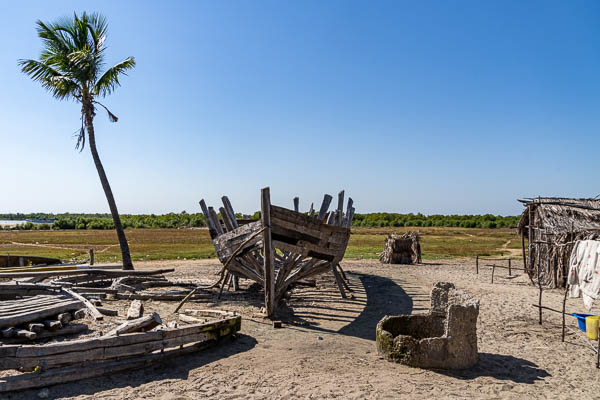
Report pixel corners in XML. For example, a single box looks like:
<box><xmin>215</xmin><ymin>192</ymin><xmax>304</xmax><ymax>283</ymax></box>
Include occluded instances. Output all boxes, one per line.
<box><xmin>0</xmin><ymin>334</ymin><xmax>236</xmax><ymax>392</ymax></box>
<box><xmin>63</xmin><ymin>288</ymin><xmax>104</xmax><ymax>321</ymax></box>
<box><xmin>317</xmin><ymin>194</ymin><xmax>333</xmax><ymax>220</ymax></box>
<box><xmin>199</xmin><ymin>199</ymin><xmax>218</xmax><ymax>239</ymax></box>
<box><xmin>219</xmin><ymin>206</ymin><xmax>235</xmax><ymax>232</ymax></box>
<box><xmin>114</xmin><ymin>293</ymin><xmax>211</xmax><ymax>301</ymax></box>
<box><xmin>208</xmin><ymin>207</ymin><xmax>224</xmax><ymax>236</ymax></box>
<box><xmin>221</xmin><ymin>196</ymin><xmax>239</xmax><ymax>229</ymax></box>
<box><xmin>262</xmin><ymin>187</ymin><xmax>275</xmax><ymax>318</ymax></box>
<box><xmin>0</xmin><ymin>268</ymin><xmax>174</xmax><ymax>279</ymax></box>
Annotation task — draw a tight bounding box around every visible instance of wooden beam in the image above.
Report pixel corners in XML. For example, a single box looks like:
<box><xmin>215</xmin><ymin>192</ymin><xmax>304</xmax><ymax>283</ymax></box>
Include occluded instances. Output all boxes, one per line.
<box><xmin>317</xmin><ymin>194</ymin><xmax>333</xmax><ymax>221</ymax></box>
<box><xmin>62</xmin><ymin>288</ymin><xmax>104</xmax><ymax>321</ymax></box>
<box><xmin>261</xmin><ymin>187</ymin><xmax>275</xmax><ymax>318</ymax></box>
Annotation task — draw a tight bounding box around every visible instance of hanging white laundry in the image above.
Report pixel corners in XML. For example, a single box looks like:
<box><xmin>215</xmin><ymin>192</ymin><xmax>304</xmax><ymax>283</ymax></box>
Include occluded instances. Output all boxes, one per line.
<box><xmin>567</xmin><ymin>240</ymin><xmax>600</xmax><ymax>310</ymax></box>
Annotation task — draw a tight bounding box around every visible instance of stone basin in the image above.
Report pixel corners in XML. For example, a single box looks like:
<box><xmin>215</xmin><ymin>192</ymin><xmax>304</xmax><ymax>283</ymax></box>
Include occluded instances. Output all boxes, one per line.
<box><xmin>376</xmin><ymin>282</ymin><xmax>479</xmax><ymax>369</ymax></box>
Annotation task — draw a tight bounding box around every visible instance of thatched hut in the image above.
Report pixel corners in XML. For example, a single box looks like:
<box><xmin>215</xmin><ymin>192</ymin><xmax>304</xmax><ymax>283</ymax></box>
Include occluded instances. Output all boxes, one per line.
<box><xmin>380</xmin><ymin>232</ymin><xmax>422</xmax><ymax>264</ymax></box>
<box><xmin>517</xmin><ymin>197</ymin><xmax>600</xmax><ymax>288</ymax></box>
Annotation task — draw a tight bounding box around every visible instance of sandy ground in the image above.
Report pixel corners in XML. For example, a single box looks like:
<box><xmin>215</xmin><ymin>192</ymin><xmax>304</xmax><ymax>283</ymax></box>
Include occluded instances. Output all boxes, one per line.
<box><xmin>4</xmin><ymin>258</ymin><xmax>600</xmax><ymax>399</ymax></box>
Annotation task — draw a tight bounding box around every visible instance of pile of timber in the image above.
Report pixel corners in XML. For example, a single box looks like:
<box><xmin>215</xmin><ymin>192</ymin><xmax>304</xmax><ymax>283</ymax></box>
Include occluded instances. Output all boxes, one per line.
<box><xmin>379</xmin><ymin>232</ymin><xmax>422</xmax><ymax>264</ymax></box>
<box><xmin>0</xmin><ymin>294</ymin><xmax>88</xmax><ymax>343</ymax></box>
<box><xmin>201</xmin><ymin>187</ymin><xmax>354</xmax><ymax>317</ymax></box>
<box><xmin>0</xmin><ymin>310</ymin><xmax>241</xmax><ymax>392</ymax></box>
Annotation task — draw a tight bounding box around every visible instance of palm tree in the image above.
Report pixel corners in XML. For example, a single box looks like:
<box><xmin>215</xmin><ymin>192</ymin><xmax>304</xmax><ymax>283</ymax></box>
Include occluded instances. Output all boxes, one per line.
<box><xmin>19</xmin><ymin>12</ymin><xmax>136</xmax><ymax>270</ymax></box>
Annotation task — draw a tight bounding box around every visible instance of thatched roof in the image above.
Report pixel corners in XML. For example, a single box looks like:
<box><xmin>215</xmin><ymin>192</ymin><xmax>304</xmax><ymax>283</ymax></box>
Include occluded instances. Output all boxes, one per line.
<box><xmin>517</xmin><ymin>197</ymin><xmax>600</xmax><ymax>235</ymax></box>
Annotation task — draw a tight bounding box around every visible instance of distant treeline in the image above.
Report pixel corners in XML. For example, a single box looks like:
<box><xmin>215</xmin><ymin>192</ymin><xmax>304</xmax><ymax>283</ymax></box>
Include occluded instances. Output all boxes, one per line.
<box><xmin>0</xmin><ymin>212</ymin><xmax>519</xmax><ymax>230</ymax></box>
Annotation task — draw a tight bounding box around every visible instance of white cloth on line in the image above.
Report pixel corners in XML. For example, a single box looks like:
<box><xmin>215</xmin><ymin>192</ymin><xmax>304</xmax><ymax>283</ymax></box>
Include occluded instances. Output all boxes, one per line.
<box><xmin>567</xmin><ymin>240</ymin><xmax>600</xmax><ymax>310</ymax></box>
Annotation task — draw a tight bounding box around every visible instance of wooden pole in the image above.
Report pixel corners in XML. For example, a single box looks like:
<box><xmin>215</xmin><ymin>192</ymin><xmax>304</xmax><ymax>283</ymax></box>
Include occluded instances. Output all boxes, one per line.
<box><xmin>89</xmin><ymin>249</ymin><xmax>94</xmax><ymax>266</ymax></box>
<box><xmin>261</xmin><ymin>187</ymin><xmax>275</xmax><ymax>318</ymax></box>
<box><xmin>491</xmin><ymin>264</ymin><xmax>495</xmax><ymax>284</ymax></box>
<box><xmin>508</xmin><ymin>258</ymin><xmax>511</xmax><ymax>276</ymax></box>
<box><xmin>522</xmin><ymin>232</ymin><xmax>527</xmax><ymax>271</ymax></box>
<box><xmin>293</xmin><ymin>197</ymin><xmax>299</xmax><ymax>213</ymax></box>
<box><xmin>562</xmin><ymin>285</ymin><xmax>569</xmax><ymax>342</ymax></box>
<box><xmin>538</xmin><ymin>244</ymin><xmax>543</xmax><ymax>325</ymax></box>
<box><xmin>476</xmin><ymin>256</ymin><xmax>479</xmax><ymax>274</ymax></box>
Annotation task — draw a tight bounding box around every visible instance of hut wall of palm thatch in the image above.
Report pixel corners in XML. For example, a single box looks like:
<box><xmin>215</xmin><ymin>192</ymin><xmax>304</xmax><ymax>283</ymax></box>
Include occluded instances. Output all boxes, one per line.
<box><xmin>517</xmin><ymin>197</ymin><xmax>600</xmax><ymax>288</ymax></box>
<box><xmin>380</xmin><ymin>232</ymin><xmax>422</xmax><ymax>264</ymax></box>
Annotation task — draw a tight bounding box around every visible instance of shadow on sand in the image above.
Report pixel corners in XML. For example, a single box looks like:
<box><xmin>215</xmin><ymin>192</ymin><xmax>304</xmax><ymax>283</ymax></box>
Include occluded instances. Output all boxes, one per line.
<box><xmin>280</xmin><ymin>272</ymin><xmax>413</xmax><ymax>341</ymax></box>
<box><xmin>437</xmin><ymin>352</ymin><xmax>551</xmax><ymax>384</ymax></box>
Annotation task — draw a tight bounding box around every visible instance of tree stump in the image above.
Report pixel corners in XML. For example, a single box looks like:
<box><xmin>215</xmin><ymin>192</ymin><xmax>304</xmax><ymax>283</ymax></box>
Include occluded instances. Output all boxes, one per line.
<box><xmin>379</xmin><ymin>232</ymin><xmax>422</xmax><ymax>264</ymax></box>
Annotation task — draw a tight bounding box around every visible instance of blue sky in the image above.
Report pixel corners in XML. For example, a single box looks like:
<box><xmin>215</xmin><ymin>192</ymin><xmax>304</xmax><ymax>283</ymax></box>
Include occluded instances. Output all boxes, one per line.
<box><xmin>1</xmin><ymin>1</ymin><xmax>599</xmax><ymax>216</ymax></box>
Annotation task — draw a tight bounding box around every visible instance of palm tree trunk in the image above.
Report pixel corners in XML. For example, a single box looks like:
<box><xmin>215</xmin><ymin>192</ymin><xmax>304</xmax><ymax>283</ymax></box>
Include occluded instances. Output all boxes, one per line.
<box><xmin>83</xmin><ymin>104</ymin><xmax>134</xmax><ymax>270</ymax></box>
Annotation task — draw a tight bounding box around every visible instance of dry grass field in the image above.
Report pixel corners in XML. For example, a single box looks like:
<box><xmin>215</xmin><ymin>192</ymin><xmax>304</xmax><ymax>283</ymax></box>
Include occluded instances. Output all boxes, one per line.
<box><xmin>0</xmin><ymin>227</ymin><xmax>523</xmax><ymax>263</ymax></box>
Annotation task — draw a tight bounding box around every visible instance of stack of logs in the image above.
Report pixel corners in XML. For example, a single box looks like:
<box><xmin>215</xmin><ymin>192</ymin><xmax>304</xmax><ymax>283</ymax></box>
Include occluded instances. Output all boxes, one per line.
<box><xmin>0</xmin><ymin>294</ymin><xmax>88</xmax><ymax>343</ymax></box>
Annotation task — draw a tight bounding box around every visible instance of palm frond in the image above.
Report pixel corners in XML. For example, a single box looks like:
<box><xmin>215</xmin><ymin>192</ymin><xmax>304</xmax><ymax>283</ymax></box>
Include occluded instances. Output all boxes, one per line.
<box><xmin>93</xmin><ymin>57</ymin><xmax>136</xmax><ymax>96</ymax></box>
<box><xmin>94</xmin><ymin>101</ymin><xmax>118</xmax><ymax>122</ymax></box>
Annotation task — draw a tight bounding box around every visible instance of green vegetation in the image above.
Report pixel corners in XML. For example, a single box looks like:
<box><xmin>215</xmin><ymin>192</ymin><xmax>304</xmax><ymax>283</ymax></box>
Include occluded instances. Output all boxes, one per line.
<box><xmin>0</xmin><ymin>212</ymin><xmax>519</xmax><ymax>230</ymax></box>
<box><xmin>0</xmin><ymin>227</ymin><xmax>522</xmax><ymax>264</ymax></box>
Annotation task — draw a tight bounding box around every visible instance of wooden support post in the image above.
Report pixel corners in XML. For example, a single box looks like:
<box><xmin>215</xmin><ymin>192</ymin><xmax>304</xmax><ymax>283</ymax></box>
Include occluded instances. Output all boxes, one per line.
<box><xmin>261</xmin><ymin>187</ymin><xmax>275</xmax><ymax>318</ymax></box>
<box><xmin>476</xmin><ymin>256</ymin><xmax>479</xmax><ymax>274</ymax></box>
<box><xmin>521</xmin><ymin>232</ymin><xmax>527</xmax><ymax>271</ymax></box>
<box><xmin>508</xmin><ymin>258</ymin><xmax>512</xmax><ymax>276</ymax></box>
<box><xmin>332</xmin><ymin>263</ymin><xmax>347</xmax><ymax>299</ymax></box>
<box><xmin>491</xmin><ymin>264</ymin><xmax>495</xmax><ymax>284</ymax></box>
<box><xmin>538</xmin><ymin>245</ymin><xmax>543</xmax><ymax>325</ymax></box>
<box><xmin>562</xmin><ymin>285</ymin><xmax>569</xmax><ymax>342</ymax></box>
<box><xmin>293</xmin><ymin>197</ymin><xmax>299</xmax><ymax>212</ymax></box>
<box><xmin>89</xmin><ymin>249</ymin><xmax>94</xmax><ymax>266</ymax></box>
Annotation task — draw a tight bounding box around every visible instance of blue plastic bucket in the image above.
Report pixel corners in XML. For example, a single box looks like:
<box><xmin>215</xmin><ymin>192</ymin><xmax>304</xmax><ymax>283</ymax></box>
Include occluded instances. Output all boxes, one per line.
<box><xmin>572</xmin><ymin>313</ymin><xmax>594</xmax><ymax>331</ymax></box>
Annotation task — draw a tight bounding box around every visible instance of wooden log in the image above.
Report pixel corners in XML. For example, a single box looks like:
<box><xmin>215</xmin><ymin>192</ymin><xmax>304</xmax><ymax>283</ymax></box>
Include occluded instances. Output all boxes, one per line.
<box><xmin>127</xmin><ymin>300</ymin><xmax>144</xmax><ymax>320</ymax></box>
<box><xmin>58</xmin><ymin>312</ymin><xmax>72</xmax><ymax>325</ymax></box>
<box><xmin>43</xmin><ymin>320</ymin><xmax>63</xmax><ymax>331</ymax></box>
<box><xmin>317</xmin><ymin>194</ymin><xmax>333</xmax><ymax>220</ymax></box>
<box><xmin>2</xmin><ymin>327</ymin><xmax>16</xmax><ymax>338</ymax></box>
<box><xmin>262</xmin><ymin>187</ymin><xmax>275</xmax><ymax>318</ymax></box>
<box><xmin>105</xmin><ymin>312</ymin><xmax>163</xmax><ymax>336</ymax></box>
<box><xmin>27</xmin><ymin>323</ymin><xmax>44</xmax><ymax>334</ymax></box>
<box><xmin>97</xmin><ymin>307</ymin><xmax>118</xmax><ymax>317</ymax></box>
<box><xmin>1</xmin><ymin>323</ymin><xmax>88</xmax><ymax>344</ymax></box>
<box><xmin>0</xmin><ymin>300</ymin><xmax>84</xmax><ymax>329</ymax></box>
<box><xmin>62</xmin><ymin>288</ymin><xmax>104</xmax><ymax>321</ymax></box>
<box><xmin>15</xmin><ymin>329</ymin><xmax>36</xmax><ymax>340</ymax></box>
